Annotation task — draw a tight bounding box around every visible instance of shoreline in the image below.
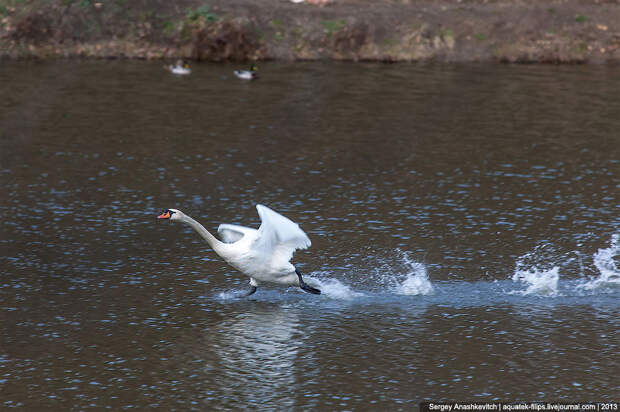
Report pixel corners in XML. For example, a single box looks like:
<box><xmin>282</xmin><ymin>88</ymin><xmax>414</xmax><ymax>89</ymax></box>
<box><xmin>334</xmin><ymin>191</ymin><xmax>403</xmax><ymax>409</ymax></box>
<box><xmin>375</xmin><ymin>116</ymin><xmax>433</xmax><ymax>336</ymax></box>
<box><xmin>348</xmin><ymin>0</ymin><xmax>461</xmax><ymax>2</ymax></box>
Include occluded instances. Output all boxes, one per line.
<box><xmin>3</xmin><ymin>0</ymin><xmax>620</xmax><ymax>63</ymax></box>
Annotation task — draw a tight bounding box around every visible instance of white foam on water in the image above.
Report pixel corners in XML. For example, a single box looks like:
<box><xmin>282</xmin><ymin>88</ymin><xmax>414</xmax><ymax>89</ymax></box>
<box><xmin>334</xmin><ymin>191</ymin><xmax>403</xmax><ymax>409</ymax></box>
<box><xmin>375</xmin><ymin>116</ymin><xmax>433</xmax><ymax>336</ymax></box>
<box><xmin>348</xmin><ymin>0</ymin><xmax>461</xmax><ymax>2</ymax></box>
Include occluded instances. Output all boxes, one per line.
<box><xmin>578</xmin><ymin>234</ymin><xmax>620</xmax><ymax>292</ymax></box>
<box><xmin>511</xmin><ymin>266</ymin><xmax>560</xmax><ymax>297</ymax></box>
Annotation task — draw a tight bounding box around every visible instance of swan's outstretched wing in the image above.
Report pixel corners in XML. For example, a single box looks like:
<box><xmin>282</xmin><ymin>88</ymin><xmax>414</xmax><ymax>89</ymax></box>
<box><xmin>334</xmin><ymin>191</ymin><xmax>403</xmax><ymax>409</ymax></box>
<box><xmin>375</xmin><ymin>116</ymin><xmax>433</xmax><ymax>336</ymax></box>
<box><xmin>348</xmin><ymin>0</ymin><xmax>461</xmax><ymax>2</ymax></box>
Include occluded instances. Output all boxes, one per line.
<box><xmin>251</xmin><ymin>204</ymin><xmax>311</xmax><ymax>265</ymax></box>
<box><xmin>217</xmin><ymin>224</ymin><xmax>257</xmax><ymax>244</ymax></box>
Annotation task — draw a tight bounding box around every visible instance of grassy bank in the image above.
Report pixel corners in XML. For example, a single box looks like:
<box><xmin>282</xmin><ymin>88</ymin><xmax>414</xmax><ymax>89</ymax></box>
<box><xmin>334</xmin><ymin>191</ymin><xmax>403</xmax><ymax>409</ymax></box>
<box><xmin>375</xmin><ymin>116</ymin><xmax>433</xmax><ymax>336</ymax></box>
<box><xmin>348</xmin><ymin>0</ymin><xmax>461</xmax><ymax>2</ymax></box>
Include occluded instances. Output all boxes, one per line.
<box><xmin>3</xmin><ymin>0</ymin><xmax>620</xmax><ymax>63</ymax></box>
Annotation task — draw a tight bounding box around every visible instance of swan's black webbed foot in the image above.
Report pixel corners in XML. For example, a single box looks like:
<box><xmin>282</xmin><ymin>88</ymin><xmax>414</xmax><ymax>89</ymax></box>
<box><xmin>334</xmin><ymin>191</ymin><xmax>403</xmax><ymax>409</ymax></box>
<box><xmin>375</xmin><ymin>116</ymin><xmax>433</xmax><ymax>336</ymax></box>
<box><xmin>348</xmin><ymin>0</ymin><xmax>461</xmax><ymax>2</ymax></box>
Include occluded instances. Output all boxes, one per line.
<box><xmin>295</xmin><ymin>269</ymin><xmax>321</xmax><ymax>295</ymax></box>
<box><xmin>243</xmin><ymin>285</ymin><xmax>257</xmax><ymax>297</ymax></box>
<box><xmin>301</xmin><ymin>282</ymin><xmax>321</xmax><ymax>295</ymax></box>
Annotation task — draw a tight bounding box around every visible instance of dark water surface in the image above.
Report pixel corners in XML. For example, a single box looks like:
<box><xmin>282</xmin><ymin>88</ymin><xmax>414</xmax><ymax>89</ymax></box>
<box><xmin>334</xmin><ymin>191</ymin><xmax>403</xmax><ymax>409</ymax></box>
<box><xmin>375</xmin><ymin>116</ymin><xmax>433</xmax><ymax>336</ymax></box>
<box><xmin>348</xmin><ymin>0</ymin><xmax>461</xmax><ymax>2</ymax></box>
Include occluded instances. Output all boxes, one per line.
<box><xmin>1</xmin><ymin>61</ymin><xmax>618</xmax><ymax>410</ymax></box>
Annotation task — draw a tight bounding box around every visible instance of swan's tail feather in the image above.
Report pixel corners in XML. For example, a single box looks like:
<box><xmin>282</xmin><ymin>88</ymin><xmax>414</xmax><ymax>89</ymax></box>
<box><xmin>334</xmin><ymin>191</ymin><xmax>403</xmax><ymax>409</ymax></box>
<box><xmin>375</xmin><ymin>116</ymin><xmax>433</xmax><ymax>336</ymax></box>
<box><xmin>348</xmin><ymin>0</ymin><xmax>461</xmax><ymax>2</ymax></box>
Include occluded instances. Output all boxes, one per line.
<box><xmin>295</xmin><ymin>269</ymin><xmax>321</xmax><ymax>295</ymax></box>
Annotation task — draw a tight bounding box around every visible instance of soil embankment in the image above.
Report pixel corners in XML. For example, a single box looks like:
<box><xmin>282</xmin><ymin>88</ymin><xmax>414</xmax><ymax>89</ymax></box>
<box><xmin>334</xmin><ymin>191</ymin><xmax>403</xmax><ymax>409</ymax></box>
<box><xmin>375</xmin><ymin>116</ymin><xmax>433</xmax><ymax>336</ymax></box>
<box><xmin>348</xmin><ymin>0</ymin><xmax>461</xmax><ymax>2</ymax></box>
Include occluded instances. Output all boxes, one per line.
<box><xmin>3</xmin><ymin>0</ymin><xmax>620</xmax><ymax>63</ymax></box>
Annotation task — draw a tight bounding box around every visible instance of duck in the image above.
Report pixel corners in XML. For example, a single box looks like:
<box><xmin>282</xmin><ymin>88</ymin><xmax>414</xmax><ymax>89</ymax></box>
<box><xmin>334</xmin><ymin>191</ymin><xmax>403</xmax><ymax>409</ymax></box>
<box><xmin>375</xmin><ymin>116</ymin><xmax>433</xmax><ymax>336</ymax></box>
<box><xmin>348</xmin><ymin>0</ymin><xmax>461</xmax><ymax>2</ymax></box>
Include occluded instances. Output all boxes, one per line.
<box><xmin>233</xmin><ymin>64</ymin><xmax>258</xmax><ymax>80</ymax></box>
<box><xmin>157</xmin><ymin>204</ymin><xmax>320</xmax><ymax>296</ymax></box>
<box><xmin>165</xmin><ymin>59</ymin><xmax>191</xmax><ymax>75</ymax></box>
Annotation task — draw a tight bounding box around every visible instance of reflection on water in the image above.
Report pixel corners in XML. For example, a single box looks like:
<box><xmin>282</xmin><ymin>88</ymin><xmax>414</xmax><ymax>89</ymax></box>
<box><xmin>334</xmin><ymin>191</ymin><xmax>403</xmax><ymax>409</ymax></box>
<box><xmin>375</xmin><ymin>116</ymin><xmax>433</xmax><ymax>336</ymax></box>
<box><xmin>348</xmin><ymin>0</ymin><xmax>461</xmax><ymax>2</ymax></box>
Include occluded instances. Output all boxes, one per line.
<box><xmin>0</xmin><ymin>61</ymin><xmax>619</xmax><ymax>409</ymax></box>
<box><xmin>207</xmin><ymin>307</ymin><xmax>306</xmax><ymax>409</ymax></box>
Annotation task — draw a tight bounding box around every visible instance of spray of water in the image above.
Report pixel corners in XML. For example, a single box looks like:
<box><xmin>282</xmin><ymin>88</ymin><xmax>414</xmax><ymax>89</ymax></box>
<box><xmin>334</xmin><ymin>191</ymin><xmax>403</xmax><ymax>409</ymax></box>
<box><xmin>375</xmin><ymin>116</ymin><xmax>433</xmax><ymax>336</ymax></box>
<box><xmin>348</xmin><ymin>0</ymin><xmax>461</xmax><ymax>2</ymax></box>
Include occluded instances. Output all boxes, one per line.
<box><xmin>305</xmin><ymin>274</ymin><xmax>364</xmax><ymax>300</ymax></box>
<box><xmin>373</xmin><ymin>250</ymin><xmax>434</xmax><ymax>296</ymax></box>
<box><xmin>512</xmin><ymin>266</ymin><xmax>560</xmax><ymax>297</ymax></box>
<box><xmin>510</xmin><ymin>234</ymin><xmax>620</xmax><ymax>297</ymax></box>
<box><xmin>393</xmin><ymin>261</ymin><xmax>434</xmax><ymax>295</ymax></box>
<box><xmin>578</xmin><ymin>233</ymin><xmax>620</xmax><ymax>292</ymax></box>
<box><xmin>510</xmin><ymin>242</ymin><xmax>561</xmax><ymax>296</ymax></box>
<box><xmin>216</xmin><ymin>290</ymin><xmax>242</xmax><ymax>300</ymax></box>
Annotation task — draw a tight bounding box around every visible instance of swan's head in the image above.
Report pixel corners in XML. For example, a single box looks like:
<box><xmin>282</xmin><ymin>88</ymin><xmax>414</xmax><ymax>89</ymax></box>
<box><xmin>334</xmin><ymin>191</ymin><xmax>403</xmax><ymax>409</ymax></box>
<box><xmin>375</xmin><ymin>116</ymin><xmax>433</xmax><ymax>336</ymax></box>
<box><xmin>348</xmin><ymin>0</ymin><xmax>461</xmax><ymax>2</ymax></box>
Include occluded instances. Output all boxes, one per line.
<box><xmin>157</xmin><ymin>208</ymin><xmax>183</xmax><ymax>221</ymax></box>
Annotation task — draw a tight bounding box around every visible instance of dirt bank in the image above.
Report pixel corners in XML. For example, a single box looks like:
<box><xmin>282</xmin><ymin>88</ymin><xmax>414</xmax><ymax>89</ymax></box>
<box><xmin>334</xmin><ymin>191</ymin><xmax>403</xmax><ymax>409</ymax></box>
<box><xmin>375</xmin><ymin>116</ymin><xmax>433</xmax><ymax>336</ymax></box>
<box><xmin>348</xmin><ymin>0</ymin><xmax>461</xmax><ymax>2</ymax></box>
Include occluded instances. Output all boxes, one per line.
<box><xmin>3</xmin><ymin>0</ymin><xmax>620</xmax><ymax>63</ymax></box>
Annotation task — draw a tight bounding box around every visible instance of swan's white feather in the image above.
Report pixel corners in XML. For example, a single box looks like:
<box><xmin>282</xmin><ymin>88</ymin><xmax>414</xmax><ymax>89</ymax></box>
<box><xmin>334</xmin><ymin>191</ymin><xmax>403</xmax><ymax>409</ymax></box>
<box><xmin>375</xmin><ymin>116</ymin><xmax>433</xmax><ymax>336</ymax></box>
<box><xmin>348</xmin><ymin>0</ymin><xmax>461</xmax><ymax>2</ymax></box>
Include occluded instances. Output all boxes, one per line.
<box><xmin>255</xmin><ymin>204</ymin><xmax>311</xmax><ymax>249</ymax></box>
<box><xmin>217</xmin><ymin>224</ymin><xmax>256</xmax><ymax>243</ymax></box>
<box><xmin>237</xmin><ymin>205</ymin><xmax>311</xmax><ymax>275</ymax></box>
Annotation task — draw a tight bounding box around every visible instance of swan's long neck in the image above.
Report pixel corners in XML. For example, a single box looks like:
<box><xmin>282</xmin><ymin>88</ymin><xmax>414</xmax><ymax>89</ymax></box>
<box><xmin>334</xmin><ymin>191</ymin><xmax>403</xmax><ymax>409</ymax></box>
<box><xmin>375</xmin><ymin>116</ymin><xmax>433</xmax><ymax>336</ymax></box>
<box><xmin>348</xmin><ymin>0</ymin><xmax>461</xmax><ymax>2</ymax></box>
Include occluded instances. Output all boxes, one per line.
<box><xmin>180</xmin><ymin>215</ymin><xmax>224</xmax><ymax>252</ymax></box>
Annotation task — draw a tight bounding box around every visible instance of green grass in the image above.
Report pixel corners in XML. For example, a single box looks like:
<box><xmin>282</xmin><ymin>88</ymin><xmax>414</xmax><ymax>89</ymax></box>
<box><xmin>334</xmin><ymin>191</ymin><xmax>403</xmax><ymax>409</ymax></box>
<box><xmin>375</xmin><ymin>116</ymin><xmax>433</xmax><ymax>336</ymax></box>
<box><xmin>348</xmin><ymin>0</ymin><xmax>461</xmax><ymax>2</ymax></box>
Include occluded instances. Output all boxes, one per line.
<box><xmin>254</xmin><ymin>28</ymin><xmax>265</xmax><ymax>41</ymax></box>
<box><xmin>185</xmin><ymin>4</ymin><xmax>218</xmax><ymax>23</ymax></box>
<box><xmin>271</xmin><ymin>18</ymin><xmax>285</xmax><ymax>39</ymax></box>
<box><xmin>383</xmin><ymin>37</ymin><xmax>399</xmax><ymax>47</ymax></box>
<box><xmin>410</xmin><ymin>23</ymin><xmax>424</xmax><ymax>33</ymax></box>
<box><xmin>575</xmin><ymin>15</ymin><xmax>587</xmax><ymax>23</ymax></box>
<box><xmin>162</xmin><ymin>20</ymin><xmax>175</xmax><ymax>36</ymax></box>
<box><xmin>321</xmin><ymin>19</ymin><xmax>346</xmax><ymax>35</ymax></box>
<box><xmin>440</xmin><ymin>28</ymin><xmax>453</xmax><ymax>38</ymax></box>
<box><xmin>474</xmin><ymin>32</ymin><xmax>486</xmax><ymax>41</ymax></box>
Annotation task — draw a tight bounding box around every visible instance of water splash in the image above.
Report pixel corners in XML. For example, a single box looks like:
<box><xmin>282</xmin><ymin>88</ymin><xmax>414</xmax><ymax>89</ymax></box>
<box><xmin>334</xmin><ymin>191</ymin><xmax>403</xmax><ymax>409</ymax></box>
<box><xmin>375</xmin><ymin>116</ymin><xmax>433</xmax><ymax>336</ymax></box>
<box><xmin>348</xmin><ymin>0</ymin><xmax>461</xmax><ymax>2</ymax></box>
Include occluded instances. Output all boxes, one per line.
<box><xmin>512</xmin><ymin>266</ymin><xmax>560</xmax><ymax>297</ymax></box>
<box><xmin>216</xmin><ymin>290</ymin><xmax>247</xmax><ymax>300</ymax></box>
<box><xmin>306</xmin><ymin>276</ymin><xmax>363</xmax><ymax>300</ymax></box>
<box><xmin>374</xmin><ymin>251</ymin><xmax>434</xmax><ymax>296</ymax></box>
<box><xmin>394</xmin><ymin>261</ymin><xmax>434</xmax><ymax>295</ymax></box>
<box><xmin>510</xmin><ymin>242</ymin><xmax>561</xmax><ymax>296</ymax></box>
<box><xmin>578</xmin><ymin>234</ymin><xmax>620</xmax><ymax>292</ymax></box>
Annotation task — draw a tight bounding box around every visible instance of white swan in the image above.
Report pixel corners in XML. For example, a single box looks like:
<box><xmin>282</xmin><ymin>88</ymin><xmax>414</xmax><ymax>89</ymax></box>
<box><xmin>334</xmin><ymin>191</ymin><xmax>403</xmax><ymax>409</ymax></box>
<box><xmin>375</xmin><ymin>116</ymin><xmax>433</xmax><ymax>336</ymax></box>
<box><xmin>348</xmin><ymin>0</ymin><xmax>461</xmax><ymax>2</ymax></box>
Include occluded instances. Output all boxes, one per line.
<box><xmin>157</xmin><ymin>204</ymin><xmax>320</xmax><ymax>296</ymax></box>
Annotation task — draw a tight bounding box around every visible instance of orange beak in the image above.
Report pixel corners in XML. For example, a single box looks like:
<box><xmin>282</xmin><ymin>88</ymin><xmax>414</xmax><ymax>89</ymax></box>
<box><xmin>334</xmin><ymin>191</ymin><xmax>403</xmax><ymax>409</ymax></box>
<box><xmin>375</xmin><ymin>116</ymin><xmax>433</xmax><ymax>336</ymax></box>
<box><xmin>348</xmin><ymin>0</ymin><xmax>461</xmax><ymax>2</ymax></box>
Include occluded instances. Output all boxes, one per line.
<box><xmin>157</xmin><ymin>211</ymin><xmax>171</xmax><ymax>219</ymax></box>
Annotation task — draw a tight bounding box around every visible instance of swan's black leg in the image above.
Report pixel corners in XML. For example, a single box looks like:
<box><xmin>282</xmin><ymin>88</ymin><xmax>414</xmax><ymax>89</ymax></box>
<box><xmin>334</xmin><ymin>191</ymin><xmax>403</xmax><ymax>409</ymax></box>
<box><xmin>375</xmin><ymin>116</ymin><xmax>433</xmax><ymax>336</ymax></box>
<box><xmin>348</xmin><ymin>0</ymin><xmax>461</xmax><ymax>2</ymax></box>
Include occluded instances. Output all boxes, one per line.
<box><xmin>295</xmin><ymin>269</ymin><xmax>321</xmax><ymax>295</ymax></box>
<box><xmin>243</xmin><ymin>285</ymin><xmax>257</xmax><ymax>297</ymax></box>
